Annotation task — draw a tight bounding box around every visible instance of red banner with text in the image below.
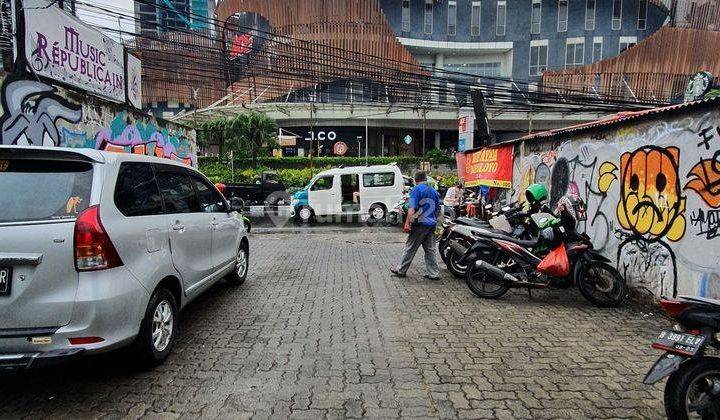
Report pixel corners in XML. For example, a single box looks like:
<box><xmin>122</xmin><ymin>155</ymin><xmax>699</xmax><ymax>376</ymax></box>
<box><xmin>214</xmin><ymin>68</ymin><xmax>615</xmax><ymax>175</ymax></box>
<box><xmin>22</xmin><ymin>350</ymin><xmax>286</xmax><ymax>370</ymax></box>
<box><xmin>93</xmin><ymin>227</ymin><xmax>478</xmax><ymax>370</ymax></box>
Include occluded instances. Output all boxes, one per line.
<box><xmin>456</xmin><ymin>145</ymin><xmax>514</xmax><ymax>188</ymax></box>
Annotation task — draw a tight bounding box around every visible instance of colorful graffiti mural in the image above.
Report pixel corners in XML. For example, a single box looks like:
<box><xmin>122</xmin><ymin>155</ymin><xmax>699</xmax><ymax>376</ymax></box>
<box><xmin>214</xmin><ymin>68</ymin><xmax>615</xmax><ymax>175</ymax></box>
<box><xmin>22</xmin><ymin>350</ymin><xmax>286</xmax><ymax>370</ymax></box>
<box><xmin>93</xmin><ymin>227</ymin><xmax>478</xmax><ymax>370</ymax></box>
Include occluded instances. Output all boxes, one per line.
<box><xmin>0</xmin><ymin>69</ymin><xmax>196</xmax><ymax>165</ymax></box>
<box><xmin>514</xmin><ymin>110</ymin><xmax>720</xmax><ymax>301</ymax></box>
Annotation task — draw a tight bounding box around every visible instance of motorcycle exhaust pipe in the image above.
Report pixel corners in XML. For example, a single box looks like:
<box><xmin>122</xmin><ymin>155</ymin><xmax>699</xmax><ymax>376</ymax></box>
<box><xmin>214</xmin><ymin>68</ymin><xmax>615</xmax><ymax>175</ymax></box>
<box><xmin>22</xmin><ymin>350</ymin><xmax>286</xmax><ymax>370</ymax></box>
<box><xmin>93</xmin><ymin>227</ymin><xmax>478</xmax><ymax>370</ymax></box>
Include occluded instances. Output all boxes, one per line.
<box><xmin>448</xmin><ymin>239</ymin><xmax>469</xmax><ymax>256</ymax></box>
<box><xmin>475</xmin><ymin>260</ymin><xmax>520</xmax><ymax>283</ymax></box>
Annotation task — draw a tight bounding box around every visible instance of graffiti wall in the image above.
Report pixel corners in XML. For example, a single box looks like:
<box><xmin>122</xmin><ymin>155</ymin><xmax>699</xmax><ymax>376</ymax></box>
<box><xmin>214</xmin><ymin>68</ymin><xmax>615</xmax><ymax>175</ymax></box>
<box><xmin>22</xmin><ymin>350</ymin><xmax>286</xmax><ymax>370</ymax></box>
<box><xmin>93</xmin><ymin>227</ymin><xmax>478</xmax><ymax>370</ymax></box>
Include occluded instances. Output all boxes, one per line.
<box><xmin>513</xmin><ymin>105</ymin><xmax>720</xmax><ymax>301</ymax></box>
<box><xmin>0</xmin><ymin>71</ymin><xmax>196</xmax><ymax>166</ymax></box>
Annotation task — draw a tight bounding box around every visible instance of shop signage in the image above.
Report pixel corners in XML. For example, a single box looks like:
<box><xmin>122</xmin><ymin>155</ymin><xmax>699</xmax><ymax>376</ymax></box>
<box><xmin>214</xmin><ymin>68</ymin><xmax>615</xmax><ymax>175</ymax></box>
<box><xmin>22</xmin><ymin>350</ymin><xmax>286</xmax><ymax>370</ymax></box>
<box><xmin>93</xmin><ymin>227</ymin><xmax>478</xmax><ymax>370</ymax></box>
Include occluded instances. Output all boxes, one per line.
<box><xmin>333</xmin><ymin>141</ymin><xmax>348</xmax><ymax>156</ymax></box>
<box><xmin>126</xmin><ymin>52</ymin><xmax>142</xmax><ymax>109</ymax></box>
<box><xmin>24</xmin><ymin>0</ymin><xmax>126</xmax><ymax>103</ymax></box>
<box><xmin>458</xmin><ymin>108</ymin><xmax>474</xmax><ymax>152</ymax></box>
<box><xmin>456</xmin><ymin>145</ymin><xmax>513</xmax><ymax>188</ymax></box>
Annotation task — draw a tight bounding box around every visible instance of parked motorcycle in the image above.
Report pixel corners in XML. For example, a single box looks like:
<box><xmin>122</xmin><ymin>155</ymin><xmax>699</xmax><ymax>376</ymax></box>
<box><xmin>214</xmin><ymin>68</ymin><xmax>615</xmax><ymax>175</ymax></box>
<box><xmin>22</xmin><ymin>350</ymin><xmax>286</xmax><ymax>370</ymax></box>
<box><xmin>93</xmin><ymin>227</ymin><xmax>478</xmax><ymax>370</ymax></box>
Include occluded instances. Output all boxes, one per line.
<box><xmin>438</xmin><ymin>202</ymin><xmax>530</xmax><ymax>278</ymax></box>
<box><xmin>645</xmin><ymin>296</ymin><xmax>720</xmax><ymax>419</ymax></box>
<box><xmin>461</xmin><ymin>207</ymin><xmax>627</xmax><ymax>307</ymax></box>
<box><xmin>387</xmin><ymin>194</ymin><xmax>409</xmax><ymax>226</ymax></box>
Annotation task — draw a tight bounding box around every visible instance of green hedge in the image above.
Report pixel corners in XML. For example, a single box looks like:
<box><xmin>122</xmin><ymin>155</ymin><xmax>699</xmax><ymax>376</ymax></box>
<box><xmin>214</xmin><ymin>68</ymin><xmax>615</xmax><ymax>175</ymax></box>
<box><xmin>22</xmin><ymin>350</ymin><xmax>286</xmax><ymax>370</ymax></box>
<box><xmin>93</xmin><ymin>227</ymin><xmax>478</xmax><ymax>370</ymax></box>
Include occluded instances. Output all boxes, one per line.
<box><xmin>197</xmin><ymin>154</ymin><xmax>455</xmax><ymax>169</ymax></box>
<box><xmin>201</xmin><ymin>162</ymin><xmax>458</xmax><ymax>189</ymax></box>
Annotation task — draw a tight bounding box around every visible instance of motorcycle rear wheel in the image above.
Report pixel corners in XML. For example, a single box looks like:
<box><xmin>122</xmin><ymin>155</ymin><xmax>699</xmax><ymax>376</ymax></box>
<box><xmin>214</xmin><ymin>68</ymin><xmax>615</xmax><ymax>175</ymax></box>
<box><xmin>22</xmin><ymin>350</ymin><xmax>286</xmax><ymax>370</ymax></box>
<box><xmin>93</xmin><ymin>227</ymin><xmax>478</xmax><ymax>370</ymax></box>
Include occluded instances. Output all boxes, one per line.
<box><xmin>575</xmin><ymin>261</ymin><xmax>627</xmax><ymax>307</ymax></box>
<box><xmin>665</xmin><ymin>357</ymin><xmax>720</xmax><ymax>420</ymax></box>
<box><xmin>445</xmin><ymin>237</ymin><xmax>471</xmax><ymax>278</ymax></box>
<box><xmin>465</xmin><ymin>253</ymin><xmax>510</xmax><ymax>299</ymax></box>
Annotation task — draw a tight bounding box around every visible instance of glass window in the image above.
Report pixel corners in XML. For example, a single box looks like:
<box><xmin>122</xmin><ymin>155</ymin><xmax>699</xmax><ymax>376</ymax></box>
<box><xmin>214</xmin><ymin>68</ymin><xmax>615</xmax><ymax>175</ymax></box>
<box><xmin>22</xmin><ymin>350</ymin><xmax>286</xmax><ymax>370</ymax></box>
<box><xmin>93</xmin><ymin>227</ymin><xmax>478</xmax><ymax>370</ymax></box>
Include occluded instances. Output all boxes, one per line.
<box><xmin>311</xmin><ymin>176</ymin><xmax>334</xmax><ymax>191</ymax></box>
<box><xmin>496</xmin><ymin>1</ymin><xmax>506</xmax><ymax>36</ymax></box>
<box><xmin>192</xmin><ymin>177</ymin><xmax>227</xmax><ymax>213</ymax></box>
<box><xmin>445</xmin><ymin>62</ymin><xmax>502</xmax><ymax>77</ymax></box>
<box><xmin>638</xmin><ymin>0</ymin><xmax>647</xmax><ymax>29</ymax></box>
<box><xmin>424</xmin><ymin>0</ymin><xmax>433</xmax><ymax>34</ymax></box>
<box><xmin>156</xmin><ymin>171</ymin><xmax>200</xmax><ymax>214</ymax></box>
<box><xmin>0</xmin><ymin>159</ymin><xmax>92</xmax><ymax>223</ymax></box>
<box><xmin>558</xmin><ymin>0</ymin><xmax>568</xmax><ymax>32</ymax></box>
<box><xmin>531</xmin><ymin>0</ymin><xmax>542</xmax><ymax>34</ymax></box>
<box><xmin>114</xmin><ymin>163</ymin><xmax>163</xmax><ymax>217</ymax></box>
<box><xmin>471</xmin><ymin>1</ymin><xmax>481</xmax><ymax>36</ymax></box>
<box><xmin>566</xmin><ymin>40</ymin><xmax>585</xmax><ymax>68</ymax></box>
<box><xmin>585</xmin><ymin>0</ymin><xmax>596</xmax><ymax>30</ymax></box>
<box><xmin>619</xmin><ymin>38</ymin><xmax>636</xmax><ymax>52</ymax></box>
<box><xmin>612</xmin><ymin>0</ymin><xmax>622</xmax><ymax>30</ymax></box>
<box><xmin>592</xmin><ymin>39</ymin><xmax>603</xmax><ymax>61</ymax></box>
<box><xmin>402</xmin><ymin>0</ymin><xmax>411</xmax><ymax>32</ymax></box>
<box><xmin>448</xmin><ymin>1</ymin><xmax>457</xmax><ymax>36</ymax></box>
<box><xmin>363</xmin><ymin>173</ymin><xmax>396</xmax><ymax>188</ymax></box>
<box><xmin>529</xmin><ymin>44</ymin><xmax>548</xmax><ymax>76</ymax></box>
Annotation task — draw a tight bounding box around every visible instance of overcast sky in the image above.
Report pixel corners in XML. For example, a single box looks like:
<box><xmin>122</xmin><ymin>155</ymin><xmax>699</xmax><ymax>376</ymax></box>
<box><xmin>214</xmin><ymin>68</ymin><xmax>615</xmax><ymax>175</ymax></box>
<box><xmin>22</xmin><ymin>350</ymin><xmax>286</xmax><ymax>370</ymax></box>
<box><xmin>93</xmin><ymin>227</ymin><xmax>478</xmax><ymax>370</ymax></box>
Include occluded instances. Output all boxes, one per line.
<box><xmin>76</xmin><ymin>0</ymin><xmax>135</xmax><ymax>41</ymax></box>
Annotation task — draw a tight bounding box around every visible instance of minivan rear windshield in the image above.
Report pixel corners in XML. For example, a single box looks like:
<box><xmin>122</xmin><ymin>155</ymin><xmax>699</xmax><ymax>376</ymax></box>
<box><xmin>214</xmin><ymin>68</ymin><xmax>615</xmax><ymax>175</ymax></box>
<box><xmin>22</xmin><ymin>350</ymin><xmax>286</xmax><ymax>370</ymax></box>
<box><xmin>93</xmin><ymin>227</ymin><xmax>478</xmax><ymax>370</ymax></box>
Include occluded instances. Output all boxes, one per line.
<box><xmin>0</xmin><ymin>159</ymin><xmax>93</xmax><ymax>223</ymax></box>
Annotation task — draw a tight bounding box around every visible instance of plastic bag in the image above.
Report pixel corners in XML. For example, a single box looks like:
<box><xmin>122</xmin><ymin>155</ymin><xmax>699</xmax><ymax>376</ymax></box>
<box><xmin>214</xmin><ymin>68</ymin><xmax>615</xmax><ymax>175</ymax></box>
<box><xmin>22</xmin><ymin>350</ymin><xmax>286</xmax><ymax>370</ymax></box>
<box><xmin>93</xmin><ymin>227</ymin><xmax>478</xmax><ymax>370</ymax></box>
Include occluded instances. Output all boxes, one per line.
<box><xmin>537</xmin><ymin>245</ymin><xmax>570</xmax><ymax>277</ymax></box>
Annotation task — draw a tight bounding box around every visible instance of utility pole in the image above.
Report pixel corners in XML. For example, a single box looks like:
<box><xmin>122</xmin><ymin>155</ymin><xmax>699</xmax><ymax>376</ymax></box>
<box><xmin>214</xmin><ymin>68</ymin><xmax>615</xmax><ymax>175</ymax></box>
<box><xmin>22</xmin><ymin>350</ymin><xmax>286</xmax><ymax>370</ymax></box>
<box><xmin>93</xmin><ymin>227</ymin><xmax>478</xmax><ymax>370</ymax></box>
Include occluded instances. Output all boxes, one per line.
<box><xmin>309</xmin><ymin>104</ymin><xmax>314</xmax><ymax>177</ymax></box>
<box><xmin>365</xmin><ymin>117</ymin><xmax>368</xmax><ymax>165</ymax></box>
<box><xmin>422</xmin><ymin>108</ymin><xmax>427</xmax><ymax>158</ymax></box>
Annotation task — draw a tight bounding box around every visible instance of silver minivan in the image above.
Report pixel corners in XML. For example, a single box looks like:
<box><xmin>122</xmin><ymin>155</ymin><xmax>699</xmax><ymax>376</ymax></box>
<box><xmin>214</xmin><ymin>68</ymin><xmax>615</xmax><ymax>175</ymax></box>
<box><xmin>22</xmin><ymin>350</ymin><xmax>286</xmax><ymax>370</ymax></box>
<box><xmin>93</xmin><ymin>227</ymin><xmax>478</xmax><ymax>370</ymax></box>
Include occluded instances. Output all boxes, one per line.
<box><xmin>0</xmin><ymin>146</ymin><xmax>249</xmax><ymax>370</ymax></box>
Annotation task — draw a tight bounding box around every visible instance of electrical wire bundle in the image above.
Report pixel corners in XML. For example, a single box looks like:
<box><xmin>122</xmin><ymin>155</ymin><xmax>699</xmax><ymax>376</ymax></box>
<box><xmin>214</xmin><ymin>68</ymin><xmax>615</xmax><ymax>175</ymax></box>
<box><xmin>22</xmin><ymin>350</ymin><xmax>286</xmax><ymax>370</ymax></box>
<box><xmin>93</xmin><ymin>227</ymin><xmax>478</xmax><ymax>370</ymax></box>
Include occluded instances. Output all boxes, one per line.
<box><xmin>71</xmin><ymin>0</ymin><xmax>667</xmax><ymax>122</ymax></box>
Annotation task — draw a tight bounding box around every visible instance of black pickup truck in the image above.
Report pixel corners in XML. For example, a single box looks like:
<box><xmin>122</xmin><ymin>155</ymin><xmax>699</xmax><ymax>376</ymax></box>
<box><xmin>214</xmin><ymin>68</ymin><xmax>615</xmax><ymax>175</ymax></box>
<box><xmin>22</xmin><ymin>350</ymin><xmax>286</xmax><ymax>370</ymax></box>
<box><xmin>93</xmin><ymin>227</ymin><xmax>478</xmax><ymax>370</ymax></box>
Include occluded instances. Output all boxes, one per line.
<box><xmin>223</xmin><ymin>171</ymin><xmax>289</xmax><ymax>206</ymax></box>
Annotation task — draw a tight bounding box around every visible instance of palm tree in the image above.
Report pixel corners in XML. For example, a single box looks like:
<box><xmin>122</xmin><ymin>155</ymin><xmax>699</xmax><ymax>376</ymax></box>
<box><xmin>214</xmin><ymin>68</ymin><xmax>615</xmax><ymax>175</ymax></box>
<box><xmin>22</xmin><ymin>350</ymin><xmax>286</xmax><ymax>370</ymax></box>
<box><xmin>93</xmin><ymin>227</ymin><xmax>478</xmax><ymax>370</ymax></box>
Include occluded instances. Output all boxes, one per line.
<box><xmin>225</xmin><ymin>111</ymin><xmax>278</xmax><ymax>167</ymax></box>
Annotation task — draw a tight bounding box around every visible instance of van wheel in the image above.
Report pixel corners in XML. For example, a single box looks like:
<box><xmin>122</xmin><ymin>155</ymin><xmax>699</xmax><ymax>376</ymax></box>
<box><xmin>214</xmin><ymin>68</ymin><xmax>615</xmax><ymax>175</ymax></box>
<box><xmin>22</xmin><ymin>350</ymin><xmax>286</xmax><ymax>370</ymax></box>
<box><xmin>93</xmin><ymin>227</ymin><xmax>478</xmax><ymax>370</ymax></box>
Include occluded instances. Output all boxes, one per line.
<box><xmin>369</xmin><ymin>204</ymin><xmax>386</xmax><ymax>222</ymax></box>
<box><xmin>134</xmin><ymin>288</ymin><xmax>178</xmax><ymax>369</ymax></box>
<box><xmin>297</xmin><ymin>206</ymin><xmax>314</xmax><ymax>223</ymax></box>
<box><xmin>227</xmin><ymin>243</ymin><xmax>249</xmax><ymax>286</ymax></box>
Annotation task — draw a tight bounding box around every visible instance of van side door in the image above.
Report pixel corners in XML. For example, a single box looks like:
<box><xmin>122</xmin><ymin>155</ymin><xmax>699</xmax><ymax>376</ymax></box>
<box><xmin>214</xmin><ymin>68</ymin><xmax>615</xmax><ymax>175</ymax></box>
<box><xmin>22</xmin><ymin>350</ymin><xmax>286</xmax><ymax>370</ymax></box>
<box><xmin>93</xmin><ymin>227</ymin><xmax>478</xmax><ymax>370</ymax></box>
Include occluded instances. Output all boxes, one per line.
<box><xmin>190</xmin><ymin>175</ymin><xmax>240</xmax><ymax>272</ymax></box>
<box><xmin>154</xmin><ymin>165</ymin><xmax>214</xmax><ymax>295</ymax></box>
<box><xmin>307</xmin><ymin>174</ymin><xmax>340</xmax><ymax>216</ymax></box>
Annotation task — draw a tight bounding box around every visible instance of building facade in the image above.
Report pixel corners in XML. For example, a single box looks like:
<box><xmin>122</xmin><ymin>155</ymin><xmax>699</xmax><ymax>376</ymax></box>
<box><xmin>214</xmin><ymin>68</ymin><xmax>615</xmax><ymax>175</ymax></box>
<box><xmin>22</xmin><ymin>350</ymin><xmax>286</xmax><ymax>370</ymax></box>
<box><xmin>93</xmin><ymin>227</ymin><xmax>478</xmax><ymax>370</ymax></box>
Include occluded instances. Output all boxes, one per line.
<box><xmin>378</xmin><ymin>0</ymin><xmax>667</xmax><ymax>81</ymax></box>
<box><xmin>135</xmin><ymin>0</ymin><xmax>215</xmax><ymax>36</ymax></box>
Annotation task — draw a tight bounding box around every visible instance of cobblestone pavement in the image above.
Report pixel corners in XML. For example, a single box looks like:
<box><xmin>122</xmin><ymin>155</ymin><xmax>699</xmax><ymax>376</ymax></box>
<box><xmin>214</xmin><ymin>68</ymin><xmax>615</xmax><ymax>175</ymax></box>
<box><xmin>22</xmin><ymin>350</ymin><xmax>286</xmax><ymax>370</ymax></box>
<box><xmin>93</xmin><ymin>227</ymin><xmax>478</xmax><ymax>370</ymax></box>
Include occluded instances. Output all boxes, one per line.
<box><xmin>1</xmin><ymin>231</ymin><xmax>670</xmax><ymax>419</ymax></box>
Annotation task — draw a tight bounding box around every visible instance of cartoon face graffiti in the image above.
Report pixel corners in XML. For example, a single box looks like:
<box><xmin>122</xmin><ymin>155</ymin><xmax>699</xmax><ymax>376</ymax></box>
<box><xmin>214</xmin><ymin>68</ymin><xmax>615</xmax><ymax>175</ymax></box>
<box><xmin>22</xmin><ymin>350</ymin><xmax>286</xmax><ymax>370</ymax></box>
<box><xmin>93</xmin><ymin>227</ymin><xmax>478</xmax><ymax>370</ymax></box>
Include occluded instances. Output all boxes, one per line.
<box><xmin>0</xmin><ymin>76</ymin><xmax>82</xmax><ymax>146</ymax></box>
<box><xmin>616</xmin><ymin>146</ymin><xmax>686</xmax><ymax>242</ymax></box>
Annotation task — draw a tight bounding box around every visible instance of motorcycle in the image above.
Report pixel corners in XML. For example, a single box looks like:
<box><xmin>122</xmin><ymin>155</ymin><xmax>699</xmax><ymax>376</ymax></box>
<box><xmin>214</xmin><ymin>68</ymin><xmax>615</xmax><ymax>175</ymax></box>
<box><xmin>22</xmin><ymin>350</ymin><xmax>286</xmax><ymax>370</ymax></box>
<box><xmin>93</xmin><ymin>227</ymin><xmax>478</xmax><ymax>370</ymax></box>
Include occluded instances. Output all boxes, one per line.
<box><xmin>461</xmin><ymin>210</ymin><xmax>627</xmax><ymax>307</ymax></box>
<box><xmin>438</xmin><ymin>202</ymin><xmax>530</xmax><ymax>278</ymax></box>
<box><xmin>644</xmin><ymin>296</ymin><xmax>720</xmax><ymax>419</ymax></box>
<box><xmin>387</xmin><ymin>194</ymin><xmax>409</xmax><ymax>226</ymax></box>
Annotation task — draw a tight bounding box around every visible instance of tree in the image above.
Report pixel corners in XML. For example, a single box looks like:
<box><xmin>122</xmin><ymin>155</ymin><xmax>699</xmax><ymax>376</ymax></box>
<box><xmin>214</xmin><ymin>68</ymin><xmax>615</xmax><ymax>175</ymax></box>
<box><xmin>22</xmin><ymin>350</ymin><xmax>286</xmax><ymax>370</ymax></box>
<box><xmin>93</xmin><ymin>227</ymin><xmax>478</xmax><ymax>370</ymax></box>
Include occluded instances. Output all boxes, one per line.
<box><xmin>224</xmin><ymin>111</ymin><xmax>278</xmax><ymax>167</ymax></box>
<box><xmin>198</xmin><ymin>118</ymin><xmax>229</xmax><ymax>156</ymax></box>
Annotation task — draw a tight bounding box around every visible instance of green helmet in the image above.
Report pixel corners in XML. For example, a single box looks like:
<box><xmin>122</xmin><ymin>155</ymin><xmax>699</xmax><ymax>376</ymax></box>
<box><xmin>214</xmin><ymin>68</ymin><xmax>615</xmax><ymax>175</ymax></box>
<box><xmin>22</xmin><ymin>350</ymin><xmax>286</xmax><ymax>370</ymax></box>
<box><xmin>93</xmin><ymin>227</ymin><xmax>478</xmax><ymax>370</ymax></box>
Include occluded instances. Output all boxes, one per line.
<box><xmin>525</xmin><ymin>183</ymin><xmax>548</xmax><ymax>204</ymax></box>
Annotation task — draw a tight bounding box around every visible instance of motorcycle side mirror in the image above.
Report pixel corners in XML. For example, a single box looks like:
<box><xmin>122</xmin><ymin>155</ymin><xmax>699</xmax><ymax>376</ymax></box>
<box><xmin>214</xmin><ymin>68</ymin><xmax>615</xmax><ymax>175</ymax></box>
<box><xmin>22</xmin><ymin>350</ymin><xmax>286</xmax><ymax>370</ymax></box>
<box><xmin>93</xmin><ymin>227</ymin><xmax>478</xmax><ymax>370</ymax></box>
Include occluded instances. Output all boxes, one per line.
<box><xmin>229</xmin><ymin>197</ymin><xmax>244</xmax><ymax>212</ymax></box>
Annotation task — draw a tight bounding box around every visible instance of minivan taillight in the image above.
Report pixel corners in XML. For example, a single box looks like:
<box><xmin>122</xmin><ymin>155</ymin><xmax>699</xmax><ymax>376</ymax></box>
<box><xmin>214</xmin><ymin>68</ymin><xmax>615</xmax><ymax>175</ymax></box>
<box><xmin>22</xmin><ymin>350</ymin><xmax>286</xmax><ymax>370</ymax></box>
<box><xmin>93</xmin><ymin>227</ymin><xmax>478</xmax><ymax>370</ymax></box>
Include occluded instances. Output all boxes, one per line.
<box><xmin>74</xmin><ymin>205</ymin><xmax>123</xmax><ymax>272</ymax></box>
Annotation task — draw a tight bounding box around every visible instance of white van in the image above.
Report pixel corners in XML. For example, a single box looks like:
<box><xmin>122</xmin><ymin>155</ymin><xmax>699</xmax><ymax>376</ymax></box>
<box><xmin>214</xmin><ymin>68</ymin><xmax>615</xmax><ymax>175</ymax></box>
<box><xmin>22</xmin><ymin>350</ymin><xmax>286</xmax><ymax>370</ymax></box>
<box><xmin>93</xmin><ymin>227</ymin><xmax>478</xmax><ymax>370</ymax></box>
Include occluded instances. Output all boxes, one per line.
<box><xmin>290</xmin><ymin>164</ymin><xmax>404</xmax><ymax>222</ymax></box>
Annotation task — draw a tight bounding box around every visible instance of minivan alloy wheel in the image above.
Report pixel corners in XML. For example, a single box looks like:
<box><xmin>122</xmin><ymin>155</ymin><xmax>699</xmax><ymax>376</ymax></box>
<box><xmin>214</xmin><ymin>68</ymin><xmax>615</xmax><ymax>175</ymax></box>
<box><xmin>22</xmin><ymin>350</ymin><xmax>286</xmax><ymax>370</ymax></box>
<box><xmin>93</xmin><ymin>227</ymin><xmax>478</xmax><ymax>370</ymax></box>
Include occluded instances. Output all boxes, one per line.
<box><xmin>152</xmin><ymin>300</ymin><xmax>174</xmax><ymax>352</ymax></box>
<box><xmin>236</xmin><ymin>248</ymin><xmax>248</xmax><ymax>278</ymax></box>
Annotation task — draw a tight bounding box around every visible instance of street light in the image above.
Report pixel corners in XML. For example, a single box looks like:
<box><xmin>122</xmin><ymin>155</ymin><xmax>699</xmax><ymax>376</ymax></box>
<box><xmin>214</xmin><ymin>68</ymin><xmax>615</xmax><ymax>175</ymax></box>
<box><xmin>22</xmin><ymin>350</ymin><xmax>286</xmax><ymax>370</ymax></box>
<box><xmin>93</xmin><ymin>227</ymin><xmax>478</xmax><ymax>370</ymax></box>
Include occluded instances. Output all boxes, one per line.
<box><xmin>356</xmin><ymin>136</ymin><xmax>362</xmax><ymax>158</ymax></box>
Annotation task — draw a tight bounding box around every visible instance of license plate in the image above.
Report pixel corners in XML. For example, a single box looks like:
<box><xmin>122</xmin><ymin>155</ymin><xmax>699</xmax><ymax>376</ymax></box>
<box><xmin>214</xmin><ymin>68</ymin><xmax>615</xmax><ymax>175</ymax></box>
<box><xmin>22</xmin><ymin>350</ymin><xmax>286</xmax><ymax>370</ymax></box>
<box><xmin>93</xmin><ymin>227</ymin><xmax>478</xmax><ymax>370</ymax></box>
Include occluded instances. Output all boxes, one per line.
<box><xmin>652</xmin><ymin>330</ymin><xmax>706</xmax><ymax>356</ymax></box>
<box><xmin>0</xmin><ymin>266</ymin><xmax>11</xmax><ymax>296</ymax></box>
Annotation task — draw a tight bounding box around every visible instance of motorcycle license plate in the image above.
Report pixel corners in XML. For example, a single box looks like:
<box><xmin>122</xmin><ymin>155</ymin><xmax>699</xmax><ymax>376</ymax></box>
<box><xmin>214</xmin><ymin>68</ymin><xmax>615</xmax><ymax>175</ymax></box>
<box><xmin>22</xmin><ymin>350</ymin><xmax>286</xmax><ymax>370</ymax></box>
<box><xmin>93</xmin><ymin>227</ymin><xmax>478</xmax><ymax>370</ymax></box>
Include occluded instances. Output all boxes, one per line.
<box><xmin>652</xmin><ymin>330</ymin><xmax>706</xmax><ymax>356</ymax></box>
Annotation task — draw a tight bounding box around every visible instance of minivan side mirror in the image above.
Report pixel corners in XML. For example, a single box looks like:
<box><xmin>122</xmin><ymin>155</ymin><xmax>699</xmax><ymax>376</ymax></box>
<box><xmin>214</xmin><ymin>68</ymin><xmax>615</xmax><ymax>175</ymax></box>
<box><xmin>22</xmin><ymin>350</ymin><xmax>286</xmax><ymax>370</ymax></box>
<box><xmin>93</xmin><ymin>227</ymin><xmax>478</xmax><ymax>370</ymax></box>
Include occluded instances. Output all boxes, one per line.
<box><xmin>229</xmin><ymin>197</ymin><xmax>244</xmax><ymax>212</ymax></box>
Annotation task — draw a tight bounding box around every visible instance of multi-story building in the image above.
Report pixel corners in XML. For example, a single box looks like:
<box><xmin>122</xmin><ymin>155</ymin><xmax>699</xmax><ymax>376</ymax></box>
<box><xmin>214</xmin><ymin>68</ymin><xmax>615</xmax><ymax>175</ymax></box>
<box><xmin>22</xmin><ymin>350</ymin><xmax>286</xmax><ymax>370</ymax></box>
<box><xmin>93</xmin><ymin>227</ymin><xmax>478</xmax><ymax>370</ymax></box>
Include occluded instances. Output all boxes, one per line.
<box><xmin>142</xmin><ymin>0</ymin><xmax>718</xmax><ymax>156</ymax></box>
<box><xmin>378</xmin><ymin>0</ymin><xmax>666</xmax><ymax>81</ymax></box>
<box><xmin>135</xmin><ymin>0</ymin><xmax>215</xmax><ymax>36</ymax></box>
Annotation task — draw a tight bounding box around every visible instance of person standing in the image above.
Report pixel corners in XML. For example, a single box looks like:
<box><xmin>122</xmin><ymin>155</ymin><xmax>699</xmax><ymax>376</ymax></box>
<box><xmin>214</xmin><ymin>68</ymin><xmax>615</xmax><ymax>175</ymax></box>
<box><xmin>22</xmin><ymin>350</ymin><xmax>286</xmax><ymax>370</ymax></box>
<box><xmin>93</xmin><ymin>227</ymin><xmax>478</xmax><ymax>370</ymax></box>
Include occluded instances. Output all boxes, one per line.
<box><xmin>390</xmin><ymin>171</ymin><xmax>441</xmax><ymax>280</ymax></box>
<box><xmin>443</xmin><ymin>180</ymin><xmax>464</xmax><ymax>219</ymax></box>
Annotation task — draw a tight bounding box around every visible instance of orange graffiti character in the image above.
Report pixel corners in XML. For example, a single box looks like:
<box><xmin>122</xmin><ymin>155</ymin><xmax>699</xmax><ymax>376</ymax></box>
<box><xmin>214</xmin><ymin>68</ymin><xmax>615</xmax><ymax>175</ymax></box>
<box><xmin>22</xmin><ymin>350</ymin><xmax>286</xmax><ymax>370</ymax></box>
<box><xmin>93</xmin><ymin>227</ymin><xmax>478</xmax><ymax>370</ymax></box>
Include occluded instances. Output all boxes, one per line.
<box><xmin>616</xmin><ymin>146</ymin><xmax>686</xmax><ymax>242</ymax></box>
<box><xmin>685</xmin><ymin>151</ymin><xmax>720</xmax><ymax>208</ymax></box>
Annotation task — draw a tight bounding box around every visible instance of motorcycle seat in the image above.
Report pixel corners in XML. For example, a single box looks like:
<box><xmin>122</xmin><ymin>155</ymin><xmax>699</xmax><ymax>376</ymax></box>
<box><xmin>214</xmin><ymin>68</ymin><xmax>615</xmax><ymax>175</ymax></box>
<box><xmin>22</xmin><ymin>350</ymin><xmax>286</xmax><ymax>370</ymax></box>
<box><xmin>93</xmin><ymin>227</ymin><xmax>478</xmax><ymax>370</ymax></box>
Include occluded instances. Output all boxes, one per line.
<box><xmin>482</xmin><ymin>231</ymin><xmax>539</xmax><ymax>248</ymax></box>
<box><xmin>455</xmin><ymin>217</ymin><xmax>490</xmax><ymax>228</ymax></box>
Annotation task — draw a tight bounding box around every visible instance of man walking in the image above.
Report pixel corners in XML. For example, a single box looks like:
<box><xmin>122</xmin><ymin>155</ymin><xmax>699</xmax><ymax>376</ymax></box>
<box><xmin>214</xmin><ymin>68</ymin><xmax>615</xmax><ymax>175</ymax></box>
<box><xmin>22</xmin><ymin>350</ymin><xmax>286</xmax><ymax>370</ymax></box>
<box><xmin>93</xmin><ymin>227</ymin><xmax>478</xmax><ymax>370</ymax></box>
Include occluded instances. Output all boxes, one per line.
<box><xmin>390</xmin><ymin>171</ymin><xmax>441</xmax><ymax>280</ymax></box>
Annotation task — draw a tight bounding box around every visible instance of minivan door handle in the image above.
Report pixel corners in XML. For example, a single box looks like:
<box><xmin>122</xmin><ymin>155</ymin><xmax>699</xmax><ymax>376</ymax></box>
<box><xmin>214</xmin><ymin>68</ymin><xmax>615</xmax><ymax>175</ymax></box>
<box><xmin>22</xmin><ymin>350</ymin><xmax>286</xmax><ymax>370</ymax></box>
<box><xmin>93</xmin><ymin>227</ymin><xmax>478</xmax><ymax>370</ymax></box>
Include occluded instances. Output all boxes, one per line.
<box><xmin>171</xmin><ymin>222</ymin><xmax>185</xmax><ymax>232</ymax></box>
